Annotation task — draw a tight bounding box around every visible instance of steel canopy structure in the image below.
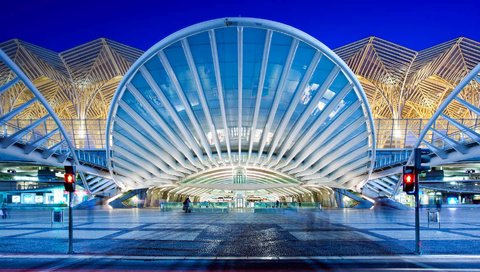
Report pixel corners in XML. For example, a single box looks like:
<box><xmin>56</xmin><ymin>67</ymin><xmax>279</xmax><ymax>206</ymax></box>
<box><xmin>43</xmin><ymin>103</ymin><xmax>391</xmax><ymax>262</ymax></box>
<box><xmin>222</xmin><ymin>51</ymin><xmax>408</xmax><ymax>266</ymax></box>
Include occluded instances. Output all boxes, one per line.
<box><xmin>106</xmin><ymin>18</ymin><xmax>376</xmax><ymax>195</ymax></box>
<box><xmin>1</xmin><ymin>18</ymin><xmax>478</xmax><ymax>201</ymax></box>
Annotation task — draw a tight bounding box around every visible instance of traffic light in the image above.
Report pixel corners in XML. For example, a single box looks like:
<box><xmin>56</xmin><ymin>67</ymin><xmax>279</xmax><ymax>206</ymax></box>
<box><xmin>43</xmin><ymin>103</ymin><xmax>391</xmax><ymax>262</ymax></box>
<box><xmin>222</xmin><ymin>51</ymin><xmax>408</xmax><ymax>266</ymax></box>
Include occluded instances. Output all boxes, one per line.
<box><xmin>64</xmin><ymin>166</ymin><xmax>76</xmax><ymax>192</ymax></box>
<box><xmin>414</xmin><ymin>148</ymin><xmax>431</xmax><ymax>173</ymax></box>
<box><xmin>403</xmin><ymin>165</ymin><xmax>416</xmax><ymax>195</ymax></box>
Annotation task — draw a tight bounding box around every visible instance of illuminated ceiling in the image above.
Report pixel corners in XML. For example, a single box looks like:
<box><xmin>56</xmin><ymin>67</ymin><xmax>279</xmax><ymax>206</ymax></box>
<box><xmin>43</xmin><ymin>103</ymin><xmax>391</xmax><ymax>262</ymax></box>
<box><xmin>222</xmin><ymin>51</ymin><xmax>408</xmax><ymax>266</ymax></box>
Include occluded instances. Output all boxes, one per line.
<box><xmin>0</xmin><ymin>39</ymin><xmax>142</xmax><ymax>119</ymax></box>
<box><xmin>336</xmin><ymin>37</ymin><xmax>480</xmax><ymax>119</ymax></box>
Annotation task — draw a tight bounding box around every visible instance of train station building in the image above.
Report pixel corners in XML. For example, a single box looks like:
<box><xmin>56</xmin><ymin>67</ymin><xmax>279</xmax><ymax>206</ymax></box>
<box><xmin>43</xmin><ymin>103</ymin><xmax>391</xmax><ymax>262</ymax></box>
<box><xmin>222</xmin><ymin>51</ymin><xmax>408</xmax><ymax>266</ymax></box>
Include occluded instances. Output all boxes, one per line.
<box><xmin>0</xmin><ymin>18</ymin><xmax>479</xmax><ymax>208</ymax></box>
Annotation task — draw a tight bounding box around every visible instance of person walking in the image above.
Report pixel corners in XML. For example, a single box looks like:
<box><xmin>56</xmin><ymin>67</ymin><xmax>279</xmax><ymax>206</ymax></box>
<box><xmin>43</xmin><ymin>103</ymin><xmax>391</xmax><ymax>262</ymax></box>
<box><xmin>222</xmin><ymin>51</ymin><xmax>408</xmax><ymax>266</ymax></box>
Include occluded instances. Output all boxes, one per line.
<box><xmin>183</xmin><ymin>197</ymin><xmax>191</xmax><ymax>213</ymax></box>
<box><xmin>1</xmin><ymin>203</ymin><xmax>7</xmax><ymax>219</ymax></box>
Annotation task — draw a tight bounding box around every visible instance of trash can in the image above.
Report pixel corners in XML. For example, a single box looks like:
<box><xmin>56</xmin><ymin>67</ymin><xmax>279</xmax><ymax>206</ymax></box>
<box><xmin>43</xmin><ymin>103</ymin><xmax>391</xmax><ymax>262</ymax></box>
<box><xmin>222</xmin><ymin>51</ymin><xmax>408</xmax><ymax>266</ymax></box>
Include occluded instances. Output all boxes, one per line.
<box><xmin>51</xmin><ymin>208</ymin><xmax>64</xmax><ymax>226</ymax></box>
<box><xmin>427</xmin><ymin>208</ymin><xmax>440</xmax><ymax>229</ymax></box>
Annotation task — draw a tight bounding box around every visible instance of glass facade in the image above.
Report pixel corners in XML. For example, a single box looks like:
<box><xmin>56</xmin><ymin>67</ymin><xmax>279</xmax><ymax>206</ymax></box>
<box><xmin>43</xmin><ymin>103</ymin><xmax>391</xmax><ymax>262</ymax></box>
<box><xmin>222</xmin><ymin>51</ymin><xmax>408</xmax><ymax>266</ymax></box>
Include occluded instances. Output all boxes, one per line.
<box><xmin>106</xmin><ymin>18</ymin><xmax>375</xmax><ymax>192</ymax></box>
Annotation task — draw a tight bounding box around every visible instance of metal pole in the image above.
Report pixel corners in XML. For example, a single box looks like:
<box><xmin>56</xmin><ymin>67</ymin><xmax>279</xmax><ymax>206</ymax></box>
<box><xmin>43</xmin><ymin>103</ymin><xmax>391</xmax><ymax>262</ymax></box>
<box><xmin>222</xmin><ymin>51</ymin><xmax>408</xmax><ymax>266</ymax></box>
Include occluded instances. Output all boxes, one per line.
<box><xmin>68</xmin><ymin>191</ymin><xmax>74</xmax><ymax>254</ymax></box>
<box><xmin>414</xmin><ymin>148</ymin><xmax>421</xmax><ymax>255</ymax></box>
<box><xmin>414</xmin><ymin>176</ymin><xmax>421</xmax><ymax>254</ymax></box>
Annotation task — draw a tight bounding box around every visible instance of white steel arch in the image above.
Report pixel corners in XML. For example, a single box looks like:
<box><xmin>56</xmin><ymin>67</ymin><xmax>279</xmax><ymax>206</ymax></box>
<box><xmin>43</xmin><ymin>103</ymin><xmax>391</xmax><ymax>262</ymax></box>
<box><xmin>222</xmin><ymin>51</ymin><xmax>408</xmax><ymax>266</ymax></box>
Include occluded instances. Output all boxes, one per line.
<box><xmin>364</xmin><ymin>64</ymin><xmax>480</xmax><ymax>198</ymax></box>
<box><xmin>0</xmin><ymin>49</ymin><xmax>89</xmax><ymax>189</ymax></box>
<box><xmin>106</xmin><ymin>18</ymin><xmax>376</xmax><ymax>194</ymax></box>
<box><xmin>410</xmin><ymin>63</ymin><xmax>480</xmax><ymax>165</ymax></box>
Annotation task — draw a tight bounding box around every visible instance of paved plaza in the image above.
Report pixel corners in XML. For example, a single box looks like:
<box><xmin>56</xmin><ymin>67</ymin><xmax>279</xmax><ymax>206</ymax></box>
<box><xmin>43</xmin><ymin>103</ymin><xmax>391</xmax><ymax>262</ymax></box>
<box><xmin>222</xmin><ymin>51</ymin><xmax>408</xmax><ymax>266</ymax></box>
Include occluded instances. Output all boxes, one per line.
<box><xmin>1</xmin><ymin>207</ymin><xmax>480</xmax><ymax>256</ymax></box>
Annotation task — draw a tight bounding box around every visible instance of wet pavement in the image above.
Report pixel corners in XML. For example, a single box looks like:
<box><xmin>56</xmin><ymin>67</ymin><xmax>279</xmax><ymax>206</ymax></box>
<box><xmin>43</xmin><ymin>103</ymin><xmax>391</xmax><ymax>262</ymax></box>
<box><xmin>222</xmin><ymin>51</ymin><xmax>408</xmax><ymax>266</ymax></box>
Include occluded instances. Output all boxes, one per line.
<box><xmin>1</xmin><ymin>207</ymin><xmax>480</xmax><ymax>256</ymax></box>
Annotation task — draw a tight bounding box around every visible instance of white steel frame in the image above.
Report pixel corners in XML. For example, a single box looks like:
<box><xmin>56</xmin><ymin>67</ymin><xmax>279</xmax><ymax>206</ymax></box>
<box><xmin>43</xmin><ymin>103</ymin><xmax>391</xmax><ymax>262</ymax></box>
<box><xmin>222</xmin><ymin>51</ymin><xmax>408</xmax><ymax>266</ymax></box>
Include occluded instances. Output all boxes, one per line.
<box><xmin>0</xmin><ymin>49</ymin><xmax>88</xmax><ymax>190</ymax></box>
<box><xmin>105</xmin><ymin>18</ymin><xmax>376</xmax><ymax>195</ymax></box>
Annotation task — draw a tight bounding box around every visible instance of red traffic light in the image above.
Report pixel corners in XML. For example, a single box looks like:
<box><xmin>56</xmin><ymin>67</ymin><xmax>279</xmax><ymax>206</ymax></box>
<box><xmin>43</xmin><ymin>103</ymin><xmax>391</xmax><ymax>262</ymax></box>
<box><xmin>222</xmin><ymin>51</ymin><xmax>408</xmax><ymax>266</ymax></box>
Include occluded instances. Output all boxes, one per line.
<box><xmin>64</xmin><ymin>166</ymin><xmax>76</xmax><ymax>192</ymax></box>
<box><xmin>64</xmin><ymin>173</ymin><xmax>75</xmax><ymax>183</ymax></box>
<box><xmin>403</xmin><ymin>165</ymin><xmax>416</xmax><ymax>194</ymax></box>
<box><xmin>64</xmin><ymin>173</ymin><xmax>76</xmax><ymax>192</ymax></box>
<box><xmin>404</xmin><ymin>173</ymin><xmax>414</xmax><ymax>184</ymax></box>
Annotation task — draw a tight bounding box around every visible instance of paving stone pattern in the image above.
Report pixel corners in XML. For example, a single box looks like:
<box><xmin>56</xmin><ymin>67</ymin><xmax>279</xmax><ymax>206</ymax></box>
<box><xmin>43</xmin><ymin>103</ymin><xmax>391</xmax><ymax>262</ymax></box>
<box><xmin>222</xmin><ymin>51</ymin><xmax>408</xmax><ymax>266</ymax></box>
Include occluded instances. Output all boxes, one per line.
<box><xmin>1</xmin><ymin>207</ymin><xmax>480</xmax><ymax>256</ymax></box>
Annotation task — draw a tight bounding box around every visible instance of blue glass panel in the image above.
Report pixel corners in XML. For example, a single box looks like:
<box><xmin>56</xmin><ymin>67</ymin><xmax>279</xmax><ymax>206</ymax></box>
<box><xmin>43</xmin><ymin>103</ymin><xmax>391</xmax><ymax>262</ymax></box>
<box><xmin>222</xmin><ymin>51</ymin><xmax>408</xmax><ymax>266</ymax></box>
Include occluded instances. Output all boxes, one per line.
<box><xmin>130</xmin><ymin>71</ymin><xmax>149</xmax><ymax>90</ymax></box>
<box><xmin>342</xmin><ymin>88</ymin><xmax>359</xmax><ymax>105</ymax></box>
<box><xmin>310</xmin><ymin>107</ymin><xmax>365</xmax><ymax>143</ymax></box>
<box><xmin>158</xmin><ymin>42</ymin><xmax>197</xmax><ymax>136</ymax></box>
<box><xmin>121</xmin><ymin>89</ymin><xmax>172</xmax><ymax>144</ymax></box>
<box><xmin>143</xmin><ymin>50</ymin><xmax>196</xmax><ymax>141</ymax></box>
<box><xmin>115</xmin><ymin>107</ymin><xmax>147</xmax><ymax>142</ymax></box>
<box><xmin>188</xmin><ymin>32</ymin><xmax>216</xmax><ymax>94</ymax></box>
<box><xmin>116</xmin><ymin>129</ymin><xmax>163</xmax><ymax>161</ymax></box>
<box><xmin>255</xmin><ymin>32</ymin><xmax>292</xmax><ymax>150</ymax></box>
<box><xmin>328</xmin><ymin>72</ymin><xmax>348</xmax><ymax>93</ymax></box>
<box><xmin>334</xmin><ymin>110</ymin><xmax>364</xmax><ymax>136</ymax></box>
<box><xmin>121</xmin><ymin>89</ymin><xmax>146</xmax><ymax>118</ymax></box>
<box><xmin>188</xmin><ymin>32</ymin><xmax>225</xmax><ymax>148</ymax></box>
<box><xmin>242</xmin><ymin>28</ymin><xmax>266</xmax><ymax>127</ymax></box>
<box><xmin>280</xmin><ymin>56</ymin><xmax>336</xmax><ymax>142</ymax></box>
<box><xmin>269</xmin><ymin>42</ymin><xmax>316</xmax><ymax>152</ymax></box>
<box><xmin>308</xmin><ymin>56</ymin><xmax>336</xmax><ymax>98</ymax></box>
<box><xmin>216</xmin><ymin>27</ymin><xmax>238</xmax><ymax>124</ymax></box>
<box><xmin>129</xmin><ymin>69</ymin><xmax>178</xmax><ymax>142</ymax></box>
<box><xmin>164</xmin><ymin>40</ymin><xmax>210</xmax><ymax>145</ymax></box>
<box><xmin>164</xmin><ymin>42</ymin><xmax>197</xmax><ymax>105</ymax></box>
<box><xmin>314</xmin><ymin>86</ymin><xmax>359</xmax><ymax>136</ymax></box>
<box><xmin>144</xmin><ymin>55</ymin><xmax>175</xmax><ymax>98</ymax></box>
<box><xmin>130</xmin><ymin>73</ymin><xmax>162</xmax><ymax>111</ymax></box>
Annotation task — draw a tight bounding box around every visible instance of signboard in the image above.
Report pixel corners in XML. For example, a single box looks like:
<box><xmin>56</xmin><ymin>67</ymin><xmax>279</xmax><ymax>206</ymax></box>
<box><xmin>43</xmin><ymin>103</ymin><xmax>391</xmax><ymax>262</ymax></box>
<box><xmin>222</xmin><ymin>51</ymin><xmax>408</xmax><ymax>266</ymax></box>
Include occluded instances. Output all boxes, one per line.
<box><xmin>22</xmin><ymin>193</ymin><xmax>35</xmax><ymax>204</ymax></box>
<box><xmin>12</xmin><ymin>195</ymin><xmax>20</xmax><ymax>203</ymax></box>
<box><xmin>35</xmin><ymin>195</ymin><xmax>43</xmax><ymax>203</ymax></box>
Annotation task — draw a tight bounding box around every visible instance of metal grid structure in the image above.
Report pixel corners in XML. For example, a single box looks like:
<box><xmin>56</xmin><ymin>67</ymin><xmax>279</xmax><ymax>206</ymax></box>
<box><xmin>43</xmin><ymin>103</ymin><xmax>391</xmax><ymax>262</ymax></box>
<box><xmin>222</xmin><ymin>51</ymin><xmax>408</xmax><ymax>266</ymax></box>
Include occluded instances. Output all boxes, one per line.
<box><xmin>363</xmin><ymin>65</ymin><xmax>480</xmax><ymax>198</ymax></box>
<box><xmin>0</xmin><ymin>49</ymin><xmax>82</xmax><ymax>181</ymax></box>
<box><xmin>411</xmin><ymin>64</ymin><xmax>480</xmax><ymax>164</ymax></box>
<box><xmin>0</xmin><ymin>38</ymin><xmax>143</xmax><ymax>120</ymax></box>
<box><xmin>0</xmin><ymin>49</ymin><xmax>117</xmax><ymax>196</ymax></box>
<box><xmin>1</xmin><ymin>36</ymin><xmax>478</xmax><ymax>153</ymax></box>
<box><xmin>335</xmin><ymin>37</ymin><xmax>480</xmax><ymax>120</ymax></box>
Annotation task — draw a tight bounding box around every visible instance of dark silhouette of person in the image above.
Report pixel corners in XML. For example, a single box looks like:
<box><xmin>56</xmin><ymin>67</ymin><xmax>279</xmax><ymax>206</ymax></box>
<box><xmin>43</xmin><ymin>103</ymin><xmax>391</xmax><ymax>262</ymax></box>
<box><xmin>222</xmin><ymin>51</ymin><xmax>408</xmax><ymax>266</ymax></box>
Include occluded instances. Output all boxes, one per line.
<box><xmin>1</xmin><ymin>203</ymin><xmax>7</xmax><ymax>219</ymax></box>
<box><xmin>183</xmin><ymin>197</ymin><xmax>191</xmax><ymax>213</ymax></box>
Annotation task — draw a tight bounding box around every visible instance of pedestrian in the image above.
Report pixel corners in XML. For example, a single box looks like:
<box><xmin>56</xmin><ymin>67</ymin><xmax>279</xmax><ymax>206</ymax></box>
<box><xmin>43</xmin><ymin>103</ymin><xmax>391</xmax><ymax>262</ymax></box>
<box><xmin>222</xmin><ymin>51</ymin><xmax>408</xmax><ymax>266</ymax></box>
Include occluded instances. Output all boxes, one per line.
<box><xmin>276</xmin><ymin>200</ymin><xmax>280</xmax><ymax>208</ymax></box>
<box><xmin>183</xmin><ymin>197</ymin><xmax>191</xmax><ymax>213</ymax></box>
<box><xmin>435</xmin><ymin>198</ymin><xmax>442</xmax><ymax>212</ymax></box>
<box><xmin>1</xmin><ymin>202</ymin><xmax>7</xmax><ymax>219</ymax></box>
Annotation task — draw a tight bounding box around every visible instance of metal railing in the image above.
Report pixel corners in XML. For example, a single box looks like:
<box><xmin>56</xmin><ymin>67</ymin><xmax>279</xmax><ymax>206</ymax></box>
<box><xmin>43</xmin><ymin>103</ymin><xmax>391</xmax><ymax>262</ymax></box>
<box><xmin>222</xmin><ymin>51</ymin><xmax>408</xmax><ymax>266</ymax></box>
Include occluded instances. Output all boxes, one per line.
<box><xmin>75</xmin><ymin>150</ymin><xmax>108</xmax><ymax>168</ymax></box>
<box><xmin>375</xmin><ymin>118</ymin><xmax>480</xmax><ymax>149</ymax></box>
<box><xmin>374</xmin><ymin>149</ymin><xmax>412</xmax><ymax>169</ymax></box>
<box><xmin>5</xmin><ymin>118</ymin><xmax>479</xmax><ymax>151</ymax></box>
<box><xmin>1</xmin><ymin>119</ymin><xmax>71</xmax><ymax>155</ymax></box>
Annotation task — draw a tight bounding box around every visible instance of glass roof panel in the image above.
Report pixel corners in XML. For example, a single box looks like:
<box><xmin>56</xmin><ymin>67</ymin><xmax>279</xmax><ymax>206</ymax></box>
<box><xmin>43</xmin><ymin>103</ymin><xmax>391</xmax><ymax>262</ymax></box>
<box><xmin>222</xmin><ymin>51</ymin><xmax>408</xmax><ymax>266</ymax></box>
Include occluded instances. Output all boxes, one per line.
<box><xmin>107</xmin><ymin>18</ymin><xmax>375</xmax><ymax>192</ymax></box>
<box><xmin>242</xmin><ymin>28</ymin><xmax>266</xmax><ymax>127</ymax></box>
<box><xmin>216</xmin><ymin>27</ymin><xmax>238</xmax><ymax>131</ymax></box>
<box><xmin>269</xmin><ymin>42</ymin><xmax>316</xmax><ymax>152</ymax></box>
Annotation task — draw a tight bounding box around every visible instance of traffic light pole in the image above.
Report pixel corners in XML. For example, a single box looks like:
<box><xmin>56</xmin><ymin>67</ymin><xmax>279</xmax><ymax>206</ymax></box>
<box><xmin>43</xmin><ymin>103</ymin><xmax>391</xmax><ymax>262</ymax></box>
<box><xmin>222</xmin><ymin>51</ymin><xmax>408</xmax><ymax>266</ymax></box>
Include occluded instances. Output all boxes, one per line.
<box><xmin>68</xmin><ymin>190</ymin><xmax>73</xmax><ymax>254</ymax></box>
<box><xmin>414</xmin><ymin>173</ymin><xmax>421</xmax><ymax>255</ymax></box>
<box><xmin>414</xmin><ymin>148</ymin><xmax>421</xmax><ymax>255</ymax></box>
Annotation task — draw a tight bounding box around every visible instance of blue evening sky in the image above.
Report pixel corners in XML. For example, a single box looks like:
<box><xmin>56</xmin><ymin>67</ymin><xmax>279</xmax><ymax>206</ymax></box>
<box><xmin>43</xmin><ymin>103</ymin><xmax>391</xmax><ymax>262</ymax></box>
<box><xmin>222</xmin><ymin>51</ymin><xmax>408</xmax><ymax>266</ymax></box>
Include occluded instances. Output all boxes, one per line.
<box><xmin>1</xmin><ymin>0</ymin><xmax>478</xmax><ymax>52</ymax></box>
